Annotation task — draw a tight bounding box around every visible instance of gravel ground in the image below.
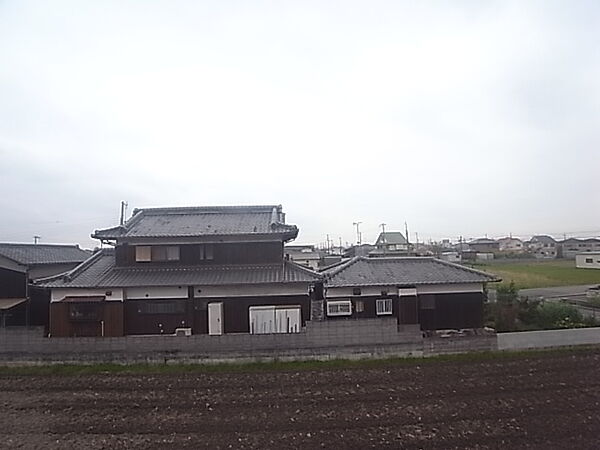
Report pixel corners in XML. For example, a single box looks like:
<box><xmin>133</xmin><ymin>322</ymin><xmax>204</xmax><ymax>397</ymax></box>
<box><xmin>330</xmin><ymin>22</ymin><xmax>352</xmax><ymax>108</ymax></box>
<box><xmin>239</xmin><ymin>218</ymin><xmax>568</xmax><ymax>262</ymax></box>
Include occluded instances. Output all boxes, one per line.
<box><xmin>1</xmin><ymin>350</ymin><xmax>600</xmax><ymax>449</ymax></box>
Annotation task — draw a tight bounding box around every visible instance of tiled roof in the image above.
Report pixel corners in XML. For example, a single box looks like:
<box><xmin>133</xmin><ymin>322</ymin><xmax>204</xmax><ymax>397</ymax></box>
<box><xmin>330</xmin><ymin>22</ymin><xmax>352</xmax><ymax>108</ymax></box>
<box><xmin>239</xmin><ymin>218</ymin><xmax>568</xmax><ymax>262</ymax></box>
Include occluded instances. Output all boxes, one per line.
<box><xmin>92</xmin><ymin>205</ymin><xmax>298</xmax><ymax>240</ymax></box>
<box><xmin>0</xmin><ymin>243</ymin><xmax>90</xmax><ymax>266</ymax></box>
<box><xmin>375</xmin><ymin>232</ymin><xmax>407</xmax><ymax>245</ymax></box>
<box><xmin>468</xmin><ymin>238</ymin><xmax>497</xmax><ymax>245</ymax></box>
<box><xmin>323</xmin><ymin>256</ymin><xmax>500</xmax><ymax>287</ymax></box>
<box><xmin>37</xmin><ymin>249</ymin><xmax>321</xmax><ymax>288</ymax></box>
<box><xmin>530</xmin><ymin>235</ymin><xmax>557</xmax><ymax>245</ymax></box>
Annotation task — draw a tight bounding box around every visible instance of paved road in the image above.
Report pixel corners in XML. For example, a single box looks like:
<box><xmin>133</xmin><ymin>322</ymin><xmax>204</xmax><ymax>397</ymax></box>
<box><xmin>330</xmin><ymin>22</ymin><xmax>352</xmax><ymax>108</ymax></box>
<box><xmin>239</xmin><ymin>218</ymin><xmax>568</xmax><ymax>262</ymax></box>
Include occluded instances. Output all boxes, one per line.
<box><xmin>487</xmin><ymin>284</ymin><xmax>597</xmax><ymax>303</ymax></box>
<box><xmin>519</xmin><ymin>284</ymin><xmax>599</xmax><ymax>299</ymax></box>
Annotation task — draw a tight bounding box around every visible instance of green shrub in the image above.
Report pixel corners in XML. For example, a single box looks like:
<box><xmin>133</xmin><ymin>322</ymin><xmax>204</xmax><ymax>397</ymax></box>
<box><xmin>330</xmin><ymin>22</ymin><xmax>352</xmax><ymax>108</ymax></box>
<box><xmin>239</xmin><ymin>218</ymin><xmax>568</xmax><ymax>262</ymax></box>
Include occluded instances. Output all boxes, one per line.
<box><xmin>535</xmin><ymin>302</ymin><xmax>583</xmax><ymax>329</ymax></box>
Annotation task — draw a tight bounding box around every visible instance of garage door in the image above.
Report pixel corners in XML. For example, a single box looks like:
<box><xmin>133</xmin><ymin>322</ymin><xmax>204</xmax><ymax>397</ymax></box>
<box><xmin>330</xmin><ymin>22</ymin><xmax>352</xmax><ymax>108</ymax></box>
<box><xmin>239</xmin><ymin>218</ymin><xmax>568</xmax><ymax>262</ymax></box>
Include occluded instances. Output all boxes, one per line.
<box><xmin>249</xmin><ymin>305</ymin><xmax>301</xmax><ymax>334</ymax></box>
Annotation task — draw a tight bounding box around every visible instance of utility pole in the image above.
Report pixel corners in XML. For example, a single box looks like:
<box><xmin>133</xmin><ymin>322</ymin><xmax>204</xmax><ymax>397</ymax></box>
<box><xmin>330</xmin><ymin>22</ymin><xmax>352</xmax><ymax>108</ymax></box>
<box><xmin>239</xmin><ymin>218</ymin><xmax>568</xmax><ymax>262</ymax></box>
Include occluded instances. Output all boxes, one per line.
<box><xmin>33</xmin><ymin>235</ymin><xmax>40</xmax><ymax>245</ymax></box>
<box><xmin>339</xmin><ymin>237</ymin><xmax>343</xmax><ymax>255</ymax></box>
<box><xmin>405</xmin><ymin>221</ymin><xmax>410</xmax><ymax>253</ymax></box>
<box><xmin>380</xmin><ymin>223</ymin><xmax>387</xmax><ymax>256</ymax></box>
<box><xmin>353</xmin><ymin>222</ymin><xmax>362</xmax><ymax>245</ymax></box>
<box><xmin>119</xmin><ymin>201</ymin><xmax>128</xmax><ymax>226</ymax></box>
<box><xmin>415</xmin><ymin>232</ymin><xmax>419</xmax><ymax>251</ymax></box>
<box><xmin>326</xmin><ymin>234</ymin><xmax>331</xmax><ymax>254</ymax></box>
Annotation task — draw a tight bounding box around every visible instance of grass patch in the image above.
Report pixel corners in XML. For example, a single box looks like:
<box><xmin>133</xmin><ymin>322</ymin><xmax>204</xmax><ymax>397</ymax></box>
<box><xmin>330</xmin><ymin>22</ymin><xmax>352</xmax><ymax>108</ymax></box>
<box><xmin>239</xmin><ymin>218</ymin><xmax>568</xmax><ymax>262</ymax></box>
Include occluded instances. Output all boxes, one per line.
<box><xmin>1</xmin><ymin>345</ymin><xmax>599</xmax><ymax>376</ymax></box>
<box><xmin>473</xmin><ymin>260</ymin><xmax>600</xmax><ymax>289</ymax></box>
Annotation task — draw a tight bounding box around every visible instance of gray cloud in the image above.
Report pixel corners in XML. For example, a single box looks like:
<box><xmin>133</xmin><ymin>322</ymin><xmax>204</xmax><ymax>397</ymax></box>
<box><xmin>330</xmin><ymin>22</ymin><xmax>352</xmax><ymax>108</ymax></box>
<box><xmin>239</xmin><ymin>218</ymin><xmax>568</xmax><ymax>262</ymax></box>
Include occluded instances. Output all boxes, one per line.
<box><xmin>1</xmin><ymin>0</ymin><xmax>599</xmax><ymax>248</ymax></box>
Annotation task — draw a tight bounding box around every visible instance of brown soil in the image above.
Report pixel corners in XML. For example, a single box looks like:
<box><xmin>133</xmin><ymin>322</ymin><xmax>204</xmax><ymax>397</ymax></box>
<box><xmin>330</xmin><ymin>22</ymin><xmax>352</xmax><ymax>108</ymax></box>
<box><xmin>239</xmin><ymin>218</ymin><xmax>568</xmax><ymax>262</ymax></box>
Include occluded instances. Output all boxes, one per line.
<box><xmin>1</xmin><ymin>351</ymin><xmax>600</xmax><ymax>449</ymax></box>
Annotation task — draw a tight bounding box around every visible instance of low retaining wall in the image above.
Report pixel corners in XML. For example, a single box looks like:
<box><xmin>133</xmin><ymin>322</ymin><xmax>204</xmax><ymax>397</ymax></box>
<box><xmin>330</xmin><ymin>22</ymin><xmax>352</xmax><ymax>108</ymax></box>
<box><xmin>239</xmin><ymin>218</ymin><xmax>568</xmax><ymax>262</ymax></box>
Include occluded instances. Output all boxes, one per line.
<box><xmin>0</xmin><ymin>319</ymin><xmax>498</xmax><ymax>365</ymax></box>
<box><xmin>498</xmin><ymin>326</ymin><xmax>600</xmax><ymax>350</ymax></box>
<box><xmin>424</xmin><ymin>334</ymin><xmax>497</xmax><ymax>355</ymax></box>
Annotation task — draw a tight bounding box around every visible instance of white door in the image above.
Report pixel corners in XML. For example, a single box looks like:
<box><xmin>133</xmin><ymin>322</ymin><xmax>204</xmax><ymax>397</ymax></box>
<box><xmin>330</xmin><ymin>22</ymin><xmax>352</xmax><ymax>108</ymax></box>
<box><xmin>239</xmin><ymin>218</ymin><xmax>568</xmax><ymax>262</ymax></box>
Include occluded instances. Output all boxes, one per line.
<box><xmin>249</xmin><ymin>306</ymin><xmax>301</xmax><ymax>334</ymax></box>
<box><xmin>275</xmin><ymin>307</ymin><xmax>301</xmax><ymax>333</ymax></box>
<box><xmin>208</xmin><ymin>302</ymin><xmax>223</xmax><ymax>335</ymax></box>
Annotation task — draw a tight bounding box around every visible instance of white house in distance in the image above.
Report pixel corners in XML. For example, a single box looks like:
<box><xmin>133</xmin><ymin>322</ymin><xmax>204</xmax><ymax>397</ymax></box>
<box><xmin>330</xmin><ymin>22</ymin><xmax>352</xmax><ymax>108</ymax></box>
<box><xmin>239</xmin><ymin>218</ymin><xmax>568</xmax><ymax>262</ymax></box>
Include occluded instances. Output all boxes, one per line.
<box><xmin>370</xmin><ymin>232</ymin><xmax>409</xmax><ymax>257</ymax></box>
<box><xmin>497</xmin><ymin>237</ymin><xmax>524</xmax><ymax>253</ymax></box>
<box><xmin>575</xmin><ymin>252</ymin><xmax>600</xmax><ymax>269</ymax></box>
<box><xmin>526</xmin><ymin>235</ymin><xmax>558</xmax><ymax>259</ymax></box>
<box><xmin>439</xmin><ymin>251</ymin><xmax>461</xmax><ymax>263</ymax></box>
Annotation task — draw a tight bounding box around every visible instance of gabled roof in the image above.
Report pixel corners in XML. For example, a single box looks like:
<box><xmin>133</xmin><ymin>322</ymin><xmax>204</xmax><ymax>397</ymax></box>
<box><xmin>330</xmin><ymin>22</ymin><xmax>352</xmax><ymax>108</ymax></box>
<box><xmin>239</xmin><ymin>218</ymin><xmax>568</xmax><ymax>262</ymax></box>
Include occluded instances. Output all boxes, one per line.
<box><xmin>468</xmin><ymin>238</ymin><xmax>498</xmax><ymax>245</ymax></box>
<box><xmin>497</xmin><ymin>237</ymin><xmax>523</xmax><ymax>243</ymax></box>
<box><xmin>92</xmin><ymin>205</ymin><xmax>298</xmax><ymax>241</ymax></box>
<box><xmin>323</xmin><ymin>256</ymin><xmax>500</xmax><ymax>287</ymax></box>
<box><xmin>37</xmin><ymin>248</ymin><xmax>321</xmax><ymax>288</ymax></box>
<box><xmin>0</xmin><ymin>243</ymin><xmax>90</xmax><ymax>266</ymax></box>
<box><xmin>529</xmin><ymin>235</ymin><xmax>557</xmax><ymax>245</ymax></box>
<box><xmin>560</xmin><ymin>237</ymin><xmax>600</xmax><ymax>244</ymax></box>
<box><xmin>375</xmin><ymin>232</ymin><xmax>407</xmax><ymax>246</ymax></box>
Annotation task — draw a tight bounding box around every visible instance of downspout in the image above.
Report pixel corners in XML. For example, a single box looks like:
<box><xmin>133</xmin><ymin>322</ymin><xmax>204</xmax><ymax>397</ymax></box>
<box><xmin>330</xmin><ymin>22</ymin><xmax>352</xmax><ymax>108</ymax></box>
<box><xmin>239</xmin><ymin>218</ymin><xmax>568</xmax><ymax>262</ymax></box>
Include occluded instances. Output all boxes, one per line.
<box><xmin>25</xmin><ymin>268</ymin><xmax>30</xmax><ymax>328</ymax></box>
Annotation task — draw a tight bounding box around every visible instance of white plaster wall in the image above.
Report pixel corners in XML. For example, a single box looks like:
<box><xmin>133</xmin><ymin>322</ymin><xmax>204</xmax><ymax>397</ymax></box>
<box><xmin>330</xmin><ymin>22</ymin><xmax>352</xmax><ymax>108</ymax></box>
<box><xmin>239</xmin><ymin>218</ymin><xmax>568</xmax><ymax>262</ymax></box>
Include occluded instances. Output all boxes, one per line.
<box><xmin>327</xmin><ymin>283</ymin><xmax>482</xmax><ymax>298</ymax></box>
<box><xmin>416</xmin><ymin>283</ymin><xmax>482</xmax><ymax>294</ymax></box>
<box><xmin>51</xmin><ymin>288</ymin><xmax>124</xmax><ymax>302</ymax></box>
<box><xmin>575</xmin><ymin>254</ymin><xmax>600</xmax><ymax>269</ymax></box>
<box><xmin>326</xmin><ymin>286</ymin><xmax>390</xmax><ymax>298</ymax></box>
<box><xmin>126</xmin><ymin>286</ymin><xmax>188</xmax><ymax>299</ymax></box>
<box><xmin>194</xmin><ymin>284</ymin><xmax>308</xmax><ymax>298</ymax></box>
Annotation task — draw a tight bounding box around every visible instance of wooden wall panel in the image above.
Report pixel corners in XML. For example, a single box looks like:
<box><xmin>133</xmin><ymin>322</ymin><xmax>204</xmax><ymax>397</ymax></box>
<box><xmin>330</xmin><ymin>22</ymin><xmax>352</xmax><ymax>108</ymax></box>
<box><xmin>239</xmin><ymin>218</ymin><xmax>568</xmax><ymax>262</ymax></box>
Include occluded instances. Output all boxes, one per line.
<box><xmin>0</xmin><ymin>267</ymin><xmax>26</xmax><ymax>298</ymax></box>
<box><xmin>115</xmin><ymin>241</ymin><xmax>284</xmax><ymax>267</ymax></box>
<box><xmin>103</xmin><ymin>302</ymin><xmax>124</xmax><ymax>337</ymax></box>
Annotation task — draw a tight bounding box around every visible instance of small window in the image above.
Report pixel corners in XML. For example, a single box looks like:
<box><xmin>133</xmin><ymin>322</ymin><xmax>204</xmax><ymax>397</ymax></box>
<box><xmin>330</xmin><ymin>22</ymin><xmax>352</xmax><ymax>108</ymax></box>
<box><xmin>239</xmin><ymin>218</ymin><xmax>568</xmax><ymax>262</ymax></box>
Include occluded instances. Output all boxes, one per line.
<box><xmin>69</xmin><ymin>304</ymin><xmax>101</xmax><ymax>322</ymax></box>
<box><xmin>166</xmin><ymin>246</ymin><xmax>180</xmax><ymax>261</ymax></box>
<box><xmin>327</xmin><ymin>300</ymin><xmax>352</xmax><ymax>316</ymax></box>
<box><xmin>354</xmin><ymin>300</ymin><xmax>364</xmax><ymax>313</ymax></box>
<box><xmin>135</xmin><ymin>246</ymin><xmax>152</xmax><ymax>262</ymax></box>
<box><xmin>376</xmin><ymin>298</ymin><xmax>393</xmax><ymax>315</ymax></box>
<box><xmin>586</xmin><ymin>258</ymin><xmax>593</xmax><ymax>264</ymax></box>
<box><xmin>138</xmin><ymin>301</ymin><xmax>186</xmax><ymax>315</ymax></box>
<box><xmin>151</xmin><ymin>246</ymin><xmax>180</xmax><ymax>261</ymax></box>
<box><xmin>352</xmin><ymin>287</ymin><xmax>362</xmax><ymax>296</ymax></box>
<box><xmin>199</xmin><ymin>244</ymin><xmax>215</xmax><ymax>260</ymax></box>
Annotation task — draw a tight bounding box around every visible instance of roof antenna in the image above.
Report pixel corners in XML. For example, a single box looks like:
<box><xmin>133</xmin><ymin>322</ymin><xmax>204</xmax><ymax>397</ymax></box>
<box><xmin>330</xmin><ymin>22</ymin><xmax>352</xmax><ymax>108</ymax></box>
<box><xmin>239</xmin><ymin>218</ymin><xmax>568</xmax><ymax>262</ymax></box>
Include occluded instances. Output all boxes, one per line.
<box><xmin>120</xmin><ymin>201</ymin><xmax>128</xmax><ymax>225</ymax></box>
<box><xmin>33</xmin><ymin>235</ymin><xmax>40</xmax><ymax>245</ymax></box>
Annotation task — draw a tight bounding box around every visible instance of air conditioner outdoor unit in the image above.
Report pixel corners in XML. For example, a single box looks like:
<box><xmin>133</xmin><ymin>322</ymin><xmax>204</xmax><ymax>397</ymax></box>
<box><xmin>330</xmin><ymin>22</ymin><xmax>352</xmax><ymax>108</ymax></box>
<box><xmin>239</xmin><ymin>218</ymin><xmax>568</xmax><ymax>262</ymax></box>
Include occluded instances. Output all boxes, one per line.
<box><xmin>174</xmin><ymin>328</ymin><xmax>192</xmax><ymax>337</ymax></box>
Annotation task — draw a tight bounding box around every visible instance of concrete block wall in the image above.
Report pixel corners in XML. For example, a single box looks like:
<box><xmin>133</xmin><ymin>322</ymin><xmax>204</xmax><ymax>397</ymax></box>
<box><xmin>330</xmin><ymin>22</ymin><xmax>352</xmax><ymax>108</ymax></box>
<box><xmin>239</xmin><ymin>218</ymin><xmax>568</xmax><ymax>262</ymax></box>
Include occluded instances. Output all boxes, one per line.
<box><xmin>498</xmin><ymin>327</ymin><xmax>600</xmax><ymax>350</ymax></box>
<box><xmin>423</xmin><ymin>334</ymin><xmax>498</xmax><ymax>356</ymax></box>
<box><xmin>0</xmin><ymin>319</ymin><xmax>498</xmax><ymax>365</ymax></box>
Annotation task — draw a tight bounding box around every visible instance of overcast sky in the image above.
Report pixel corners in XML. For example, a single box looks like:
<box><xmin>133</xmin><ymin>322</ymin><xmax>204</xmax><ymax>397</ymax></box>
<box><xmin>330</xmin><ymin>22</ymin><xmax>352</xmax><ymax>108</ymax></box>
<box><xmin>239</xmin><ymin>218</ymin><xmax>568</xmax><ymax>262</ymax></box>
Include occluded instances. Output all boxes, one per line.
<box><xmin>1</xmin><ymin>1</ymin><xmax>599</xmax><ymax>249</ymax></box>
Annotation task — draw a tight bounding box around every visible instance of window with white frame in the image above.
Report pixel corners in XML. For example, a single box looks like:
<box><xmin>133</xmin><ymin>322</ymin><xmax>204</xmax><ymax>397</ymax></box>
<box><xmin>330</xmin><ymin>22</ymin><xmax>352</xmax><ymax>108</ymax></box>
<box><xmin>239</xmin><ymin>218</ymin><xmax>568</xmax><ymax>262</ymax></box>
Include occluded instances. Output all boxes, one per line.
<box><xmin>327</xmin><ymin>300</ymin><xmax>352</xmax><ymax>316</ymax></box>
<box><xmin>376</xmin><ymin>298</ymin><xmax>393</xmax><ymax>315</ymax></box>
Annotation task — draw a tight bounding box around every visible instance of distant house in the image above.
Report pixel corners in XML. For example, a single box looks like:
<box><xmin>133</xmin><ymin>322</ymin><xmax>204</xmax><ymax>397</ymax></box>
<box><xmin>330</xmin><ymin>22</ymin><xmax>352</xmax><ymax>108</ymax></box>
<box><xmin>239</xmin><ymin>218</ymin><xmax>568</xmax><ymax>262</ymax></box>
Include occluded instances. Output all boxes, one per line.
<box><xmin>322</xmin><ymin>257</ymin><xmax>499</xmax><ymax>330</ymax></box>
<box><xmin>39</xmin><ymin>205</ymin><xmax>321</xmax><ymax>337</ymax></box>
<box><xmin>439</xmin><ymin>251</ymin><xmax>462</xmax><ymax>263</ymax></box>
<box><xmin>344</xmin><ymin>244</ymin><xmax>376</xmax><ymax>258</ymax></box>
<box><xmin>453</xmin><ymin>242</ymin><xmax>471</xmax><ymax>253</ymax></box>
<box><xmin>575</xmin><ymin>252</ymin><xmax>600</xmax><ymax>269</ymax></box>
<box><xmin>497</xmin><ymin>237</ymin><xmax>524</xmax><ymax>253</ymax></box>
<box><xmin>560</xmin><ymin>238</ymin><xmax>600</xmax><ymax>259</ymax></box>
<box><xmin>284</xmin><ymin>245</ymin><xmax>321</xmax><ymax>270</ymax></box>
<box><xmin>526</xmin><ymin>235</ymin><xmax>557</xmax><ymax>259</ymax></box>
<box><xmin>369</xmin><ymin>231</ymin><xmax>409</xmax><ymax>257</ymax></box>
<box><xmin>467</xmin><ymin>238</ymin><xmax>499</xmax><ymax>253</ymax></box>
<box><xmin>0</xmin><ymin>243</ymin><xmax>90</xmax><ymax>328</ymax></box>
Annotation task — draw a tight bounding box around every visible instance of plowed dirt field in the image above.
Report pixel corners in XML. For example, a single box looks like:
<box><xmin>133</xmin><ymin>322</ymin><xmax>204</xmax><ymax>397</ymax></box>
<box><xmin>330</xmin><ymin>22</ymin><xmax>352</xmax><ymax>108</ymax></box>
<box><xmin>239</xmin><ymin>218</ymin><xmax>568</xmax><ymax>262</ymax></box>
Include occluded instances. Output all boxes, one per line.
<box><xmin>1</xmin><ymin>350</ymin><xmax>600</xmax><ymax>449</ymax></box>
